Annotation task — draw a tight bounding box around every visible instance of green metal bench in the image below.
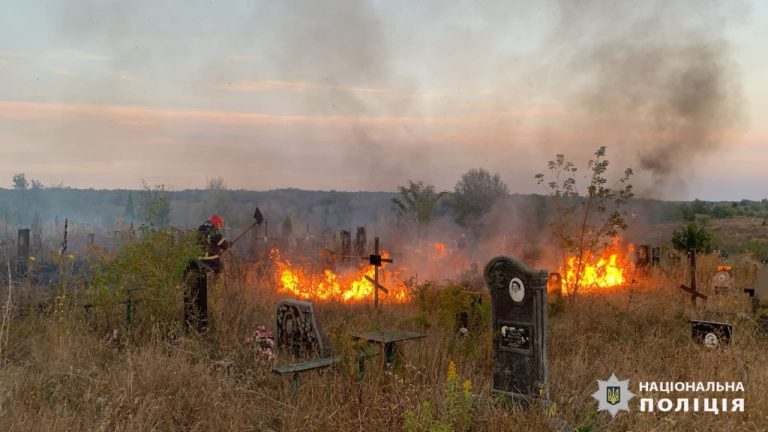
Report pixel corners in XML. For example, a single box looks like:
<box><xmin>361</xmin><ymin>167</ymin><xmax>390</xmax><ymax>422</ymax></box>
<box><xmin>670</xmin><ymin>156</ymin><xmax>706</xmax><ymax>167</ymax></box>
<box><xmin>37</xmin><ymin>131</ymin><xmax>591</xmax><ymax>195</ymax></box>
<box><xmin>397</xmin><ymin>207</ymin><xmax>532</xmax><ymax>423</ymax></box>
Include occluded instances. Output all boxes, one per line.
<box><xmin>272</xmin><ymin>348</ymin><xmax>379</xmax><ymax>399</ymax></box>
<box><xmin>272</xmin><ymin>355</ymin><xmax>343</xmax><ymax>398</ymax></box>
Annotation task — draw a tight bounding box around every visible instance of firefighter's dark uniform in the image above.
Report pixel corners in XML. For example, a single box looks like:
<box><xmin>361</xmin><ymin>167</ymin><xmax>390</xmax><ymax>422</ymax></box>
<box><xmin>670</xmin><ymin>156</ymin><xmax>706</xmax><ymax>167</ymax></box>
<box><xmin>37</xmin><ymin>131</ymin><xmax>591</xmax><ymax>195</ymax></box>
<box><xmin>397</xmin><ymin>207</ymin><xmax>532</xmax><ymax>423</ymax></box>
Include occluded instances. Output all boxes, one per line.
<box><xmin>184</xmin><ymin>221</ymin><xmax>229</xmax><ymax>332</ymax></box>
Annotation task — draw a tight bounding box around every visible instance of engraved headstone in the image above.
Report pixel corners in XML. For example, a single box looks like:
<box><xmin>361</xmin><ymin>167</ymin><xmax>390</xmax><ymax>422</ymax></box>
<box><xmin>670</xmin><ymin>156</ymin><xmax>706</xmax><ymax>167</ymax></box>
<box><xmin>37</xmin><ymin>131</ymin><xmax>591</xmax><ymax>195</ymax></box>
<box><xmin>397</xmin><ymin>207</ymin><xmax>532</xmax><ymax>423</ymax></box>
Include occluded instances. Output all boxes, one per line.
<box><xmin>710</xmin><ymin>270</ymin><xmax>734</xmax><ymax>294</ymax></box>
<box><xmin>484</xmin><ymin>256</ymin><xmax>548</xmax><ymax>402</ymax></box>
<box><xmin>275</xmin><ymin>299</ymin><xmax>330</xmax><ymax>359</ymax></box>
<box><xmin>691</xmin><ymin>320</ymin><xmax>732</xmax><ymax>348</ymax></box>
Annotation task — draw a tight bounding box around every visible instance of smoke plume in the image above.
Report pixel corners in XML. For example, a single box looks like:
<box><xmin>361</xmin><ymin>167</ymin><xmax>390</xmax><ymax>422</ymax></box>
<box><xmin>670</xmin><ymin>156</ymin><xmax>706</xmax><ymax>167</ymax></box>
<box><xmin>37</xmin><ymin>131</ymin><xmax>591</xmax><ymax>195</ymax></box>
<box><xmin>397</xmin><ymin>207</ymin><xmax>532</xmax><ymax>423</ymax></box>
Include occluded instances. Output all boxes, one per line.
<box><xmin>545</xmin><ymin>0</ymin><xmax>745</xmax><ymax>197</ymax></box>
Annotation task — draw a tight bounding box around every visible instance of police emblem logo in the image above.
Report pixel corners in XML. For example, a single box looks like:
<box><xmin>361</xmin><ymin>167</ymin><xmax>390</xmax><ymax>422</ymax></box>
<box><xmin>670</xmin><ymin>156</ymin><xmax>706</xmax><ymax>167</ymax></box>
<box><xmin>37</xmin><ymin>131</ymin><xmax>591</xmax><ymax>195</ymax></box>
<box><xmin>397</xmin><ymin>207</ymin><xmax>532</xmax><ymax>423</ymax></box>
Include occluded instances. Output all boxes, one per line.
<box><xmin>607</xmin><ymin>386</ymin><xmax>620</xmax><ymax>405</ymax></box>
<box><xmin>592</xmin><ymin>373</ymin><xmax>634</xmax><ymax>417</ymax></box>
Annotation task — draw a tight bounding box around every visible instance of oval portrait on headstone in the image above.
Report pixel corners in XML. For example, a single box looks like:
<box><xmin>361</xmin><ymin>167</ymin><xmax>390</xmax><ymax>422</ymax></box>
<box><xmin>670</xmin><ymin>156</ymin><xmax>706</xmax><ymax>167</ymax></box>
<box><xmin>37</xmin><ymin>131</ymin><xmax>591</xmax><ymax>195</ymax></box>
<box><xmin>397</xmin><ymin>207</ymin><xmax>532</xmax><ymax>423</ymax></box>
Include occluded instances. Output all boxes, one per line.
<box><xmin>704</xmin><ymin>332</ymin><xmax>719</xmax><ymax>349</ymax></box>
<box><xmin>508</xmin><ymin>277</ymin><xmax>525</xmax><ymax>302</ymax></box>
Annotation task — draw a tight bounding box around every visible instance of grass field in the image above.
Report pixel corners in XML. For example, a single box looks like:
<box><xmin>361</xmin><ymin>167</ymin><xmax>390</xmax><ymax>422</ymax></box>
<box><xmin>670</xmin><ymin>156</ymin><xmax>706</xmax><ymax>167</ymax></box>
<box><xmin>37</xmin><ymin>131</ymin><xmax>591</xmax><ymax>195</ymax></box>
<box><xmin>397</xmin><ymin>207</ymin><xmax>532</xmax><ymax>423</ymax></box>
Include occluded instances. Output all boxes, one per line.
<box><xmin>0</xmin><ymin>256</ymin><xmax>766</xmax><ymax>432</ymax></box>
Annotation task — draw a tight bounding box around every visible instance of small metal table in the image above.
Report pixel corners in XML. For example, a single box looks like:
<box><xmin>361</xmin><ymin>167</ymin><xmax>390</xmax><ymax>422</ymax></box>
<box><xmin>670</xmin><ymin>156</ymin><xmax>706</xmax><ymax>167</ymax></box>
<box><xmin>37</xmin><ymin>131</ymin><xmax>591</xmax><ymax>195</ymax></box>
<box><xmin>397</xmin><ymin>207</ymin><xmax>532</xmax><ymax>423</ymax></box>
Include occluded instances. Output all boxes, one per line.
<box><xmin>352</xmin><ymin>329</ymin><xmax>425</xmax><ymax>368</ymax></box>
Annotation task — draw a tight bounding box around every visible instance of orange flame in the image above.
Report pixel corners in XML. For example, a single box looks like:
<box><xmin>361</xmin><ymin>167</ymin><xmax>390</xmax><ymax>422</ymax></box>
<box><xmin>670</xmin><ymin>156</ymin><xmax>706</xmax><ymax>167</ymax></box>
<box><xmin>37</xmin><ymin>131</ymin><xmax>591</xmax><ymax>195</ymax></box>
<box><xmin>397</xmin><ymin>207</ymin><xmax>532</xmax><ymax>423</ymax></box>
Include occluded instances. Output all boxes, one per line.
<box><xmin>270</xmin><ymin>248</ymin><xmax>409</xmax><ymax>303</ymax></box>
<box><xmin>559</xmin><ymin>239</ymin><xmax>633</xmax><ymax>294</ymax></box>
<box><xmin>430</xmin><ymin>242</ymin><xmax>447</xmax><ymax>260</ymax></box>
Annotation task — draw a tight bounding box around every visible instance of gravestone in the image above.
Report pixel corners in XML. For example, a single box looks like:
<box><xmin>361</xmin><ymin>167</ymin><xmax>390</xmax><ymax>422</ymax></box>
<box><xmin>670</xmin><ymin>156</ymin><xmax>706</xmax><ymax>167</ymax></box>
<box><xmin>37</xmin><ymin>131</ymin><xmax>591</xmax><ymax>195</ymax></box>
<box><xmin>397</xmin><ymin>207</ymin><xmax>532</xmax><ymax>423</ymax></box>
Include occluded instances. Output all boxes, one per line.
<box><xmin>691</xmin><ymin>320</ymin><xmax>732</xmax><ymax>348</ymax></box>
<box><xmin>651</xmin><ymin>246</ymin><xmax>662</xmax><ymax>266</ymax></box>
<box><xmin>484</xmin><ymin>256</ymin><xmax>548</xmax><ymax>402</ymax></box>
<box><xmin>16</xmin><ymin>229</ymin><xmax>30</xmax><ymax>276</ymax></box>
<box><xmin>636</xmin><ymin>245</ymin><xmax>651</xmax><ymax>270</ymax></box>
<box><xmin>756</xmin><ymin>264</ymin><xmax>768</xmax><ymax>301</ymax></box>
<box><xmin>710</xmin><ymin>270</ymin><xmax>734</xmax><ymax>294</ymax></box>
<box><xmin>354</xmin><ymin>226</ymin><xmax>367</xmax><ymax>258</ymax></box>
<box><xmin>339</xmin><ymin>230</ymin><xmax>352</xmax><ymax>266</ymax></box>
<box><xmin>275</xmin><ymin>299</ymin><xmax>330</xmax><ymax>359</ymax></box>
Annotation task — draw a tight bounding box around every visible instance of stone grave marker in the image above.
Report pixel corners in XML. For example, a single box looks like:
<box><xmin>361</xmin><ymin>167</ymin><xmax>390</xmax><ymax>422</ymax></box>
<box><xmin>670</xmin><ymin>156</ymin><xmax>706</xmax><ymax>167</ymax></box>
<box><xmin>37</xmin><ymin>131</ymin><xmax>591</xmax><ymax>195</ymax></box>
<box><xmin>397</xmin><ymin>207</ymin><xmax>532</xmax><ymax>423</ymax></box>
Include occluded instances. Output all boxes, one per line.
<box><xmin>755</xmin><ymin>264</ymin><xmax>768</xmax><ymax>301</ymax></box>
<box><xmin>339</xmin><ymin>230</ymin><xmax>352</xmax><ymax>266</ymax></box>
<box><xmin>709</xmin><ymin>266</ymin><xmax>751</xmax><ymax>314</ymax></box>
<box><xmin>354</xmin><ymin>226</ymin><xmax>367</xmax><ymax>258</ymax></box>
<box><xmin>711</xmin><ymin>269</ymin><xmax>734</xmax><ymax>294</ymax></box>
<box><xmin>636</xmin><ymin>245</ymin><xmax>651</xmax><ymax>271</ymax></box>
<box><xmin>651</xmin><ymin>246</ymin><xmax>662</xmax><ymax>266</ymax></box>
<box><xmin>484</xmin><ymin>256</ymin><xmax>548</xmax><ymax>402</ymax></box>
<box><xmin>16</xmin><ymin>228</ymin><xmax>30</xmax><ymax>276</ymax></box>
<box><xmin>275</xmin><ymin>299</ymin><xmax>330</xmax><ymax>359</ymax></box>
<box><xmin>691</xmin><ymin>320</ymin><xmax>732</xmax><ymax>348</ymax></box>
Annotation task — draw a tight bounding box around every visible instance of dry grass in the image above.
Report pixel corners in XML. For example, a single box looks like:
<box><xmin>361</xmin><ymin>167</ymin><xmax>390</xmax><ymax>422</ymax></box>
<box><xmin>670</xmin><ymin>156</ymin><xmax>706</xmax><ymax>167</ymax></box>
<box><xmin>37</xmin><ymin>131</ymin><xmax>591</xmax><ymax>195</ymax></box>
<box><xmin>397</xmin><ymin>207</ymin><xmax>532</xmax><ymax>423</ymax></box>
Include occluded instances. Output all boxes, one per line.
<box><xmin>0</xmin><ymin>263</ymin><xmax>766</xmax><ymax>431</ymax></box>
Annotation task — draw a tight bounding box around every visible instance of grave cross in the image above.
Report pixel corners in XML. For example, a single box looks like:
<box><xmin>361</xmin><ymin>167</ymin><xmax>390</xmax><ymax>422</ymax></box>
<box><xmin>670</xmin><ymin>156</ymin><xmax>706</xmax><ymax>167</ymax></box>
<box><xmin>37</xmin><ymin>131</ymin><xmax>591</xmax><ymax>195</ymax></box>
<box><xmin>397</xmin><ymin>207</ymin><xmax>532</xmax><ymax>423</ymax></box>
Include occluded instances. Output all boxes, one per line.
<box><xmin>364</xmin><ymin>236</ymin><xmax>392</xmax><ymax>307</ymax></box>
<box><xmin>60</xmin><ymin>218</ymin><xmax>68</xmax><ymax>257</ymax></box>
<box><xmin>679</xmin><ymin>284</ymin><xmax>708</xmax><ymax>305</ymax></box>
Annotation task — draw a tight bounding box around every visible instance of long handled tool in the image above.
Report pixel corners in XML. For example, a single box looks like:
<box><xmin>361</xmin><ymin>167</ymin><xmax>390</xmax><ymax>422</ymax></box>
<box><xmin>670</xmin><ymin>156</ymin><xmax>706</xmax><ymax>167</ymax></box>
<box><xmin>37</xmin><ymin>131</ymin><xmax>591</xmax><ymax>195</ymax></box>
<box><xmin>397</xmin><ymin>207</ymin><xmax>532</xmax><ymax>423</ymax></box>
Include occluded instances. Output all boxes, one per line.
<box><xmin>227</xmin><ymin>207</ymin><xmax>264</xmax><ymax>249</ymax></box>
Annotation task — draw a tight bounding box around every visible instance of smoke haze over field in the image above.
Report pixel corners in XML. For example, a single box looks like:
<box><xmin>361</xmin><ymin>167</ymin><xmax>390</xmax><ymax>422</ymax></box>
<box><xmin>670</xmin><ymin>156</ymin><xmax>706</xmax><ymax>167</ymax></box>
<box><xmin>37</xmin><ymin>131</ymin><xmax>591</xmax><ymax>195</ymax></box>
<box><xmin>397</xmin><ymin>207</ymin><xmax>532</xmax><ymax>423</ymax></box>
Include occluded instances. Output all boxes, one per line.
<box><xmin>1</xmin><ymin>0</ymin><xmax>765</xmax><ymax>199</ymax></box>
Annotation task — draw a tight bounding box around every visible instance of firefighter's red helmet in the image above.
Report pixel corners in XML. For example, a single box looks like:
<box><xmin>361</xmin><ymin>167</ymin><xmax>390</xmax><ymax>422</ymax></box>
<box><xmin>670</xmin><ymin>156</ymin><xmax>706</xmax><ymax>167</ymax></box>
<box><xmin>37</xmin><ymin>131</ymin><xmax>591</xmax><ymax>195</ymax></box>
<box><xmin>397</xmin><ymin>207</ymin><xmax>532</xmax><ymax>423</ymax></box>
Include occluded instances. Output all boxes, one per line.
<box><xmin>209</xmin><ymin>214</ymin><xmax>225</xmax><ymax>228</ymax></box>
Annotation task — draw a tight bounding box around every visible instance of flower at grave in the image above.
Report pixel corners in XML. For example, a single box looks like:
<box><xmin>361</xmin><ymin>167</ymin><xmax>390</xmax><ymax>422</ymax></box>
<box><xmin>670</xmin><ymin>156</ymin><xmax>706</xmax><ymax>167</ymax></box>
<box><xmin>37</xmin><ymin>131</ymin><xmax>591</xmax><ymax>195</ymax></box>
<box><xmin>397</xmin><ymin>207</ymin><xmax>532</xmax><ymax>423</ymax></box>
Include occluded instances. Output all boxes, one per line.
<box><xmin>29</xmin><ymin>256</ymin><xmax>36</xmax><ymax>261</ymax></box>
<box><xmin>245</xmin><ymin>325</ymin><xmax>275</xmax><ymax>363</ymax></box>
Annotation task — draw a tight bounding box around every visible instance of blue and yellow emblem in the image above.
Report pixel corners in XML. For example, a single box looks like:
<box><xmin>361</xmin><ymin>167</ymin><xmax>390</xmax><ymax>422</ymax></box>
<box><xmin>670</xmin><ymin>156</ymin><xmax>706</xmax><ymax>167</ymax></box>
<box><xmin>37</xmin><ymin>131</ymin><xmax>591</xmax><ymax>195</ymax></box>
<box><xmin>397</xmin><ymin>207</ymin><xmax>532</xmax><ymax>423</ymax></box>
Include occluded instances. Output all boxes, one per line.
<box><xmin>593</xmin><ymin>374</ymin><xmax>634</xmax><ymax>417</ymax></box>
<box><xmin>606</xmin><ymin>386</ymin><xmax>621</xmax><ymax>405</ymax></box>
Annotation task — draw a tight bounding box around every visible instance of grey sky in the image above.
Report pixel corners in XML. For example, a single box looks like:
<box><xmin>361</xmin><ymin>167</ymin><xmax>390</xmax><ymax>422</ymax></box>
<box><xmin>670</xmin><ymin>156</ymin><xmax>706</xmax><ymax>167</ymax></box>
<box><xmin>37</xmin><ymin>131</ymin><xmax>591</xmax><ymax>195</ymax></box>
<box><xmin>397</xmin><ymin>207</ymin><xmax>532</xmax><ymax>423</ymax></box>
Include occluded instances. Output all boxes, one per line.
<box><xmin>1</xmin><ymin>0</ymin><xmax>765</xmax><ymax>200</ymax></box>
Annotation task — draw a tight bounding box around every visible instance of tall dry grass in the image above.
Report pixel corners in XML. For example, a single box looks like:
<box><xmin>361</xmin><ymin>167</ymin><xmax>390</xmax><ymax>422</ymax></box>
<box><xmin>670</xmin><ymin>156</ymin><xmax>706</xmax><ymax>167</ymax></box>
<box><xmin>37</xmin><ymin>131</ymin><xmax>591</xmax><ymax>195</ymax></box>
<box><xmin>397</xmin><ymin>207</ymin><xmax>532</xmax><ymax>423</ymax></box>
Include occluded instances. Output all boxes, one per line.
<box><xmin>0</xmin><ymin>261</ymin><xmax>765</xmax><ymax>431</ymax></box>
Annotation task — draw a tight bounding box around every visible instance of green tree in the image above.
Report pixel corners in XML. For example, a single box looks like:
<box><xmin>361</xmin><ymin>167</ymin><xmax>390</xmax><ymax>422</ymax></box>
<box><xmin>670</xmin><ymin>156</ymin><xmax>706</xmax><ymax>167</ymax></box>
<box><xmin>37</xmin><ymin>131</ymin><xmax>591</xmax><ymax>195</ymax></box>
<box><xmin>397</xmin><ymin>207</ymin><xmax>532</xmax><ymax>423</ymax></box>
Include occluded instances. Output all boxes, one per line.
<box><xmin>710</xmin><ymin>204</ymin><xmax>735</xmax><ymax>219</ymax></box>
<box><xmin>391</xmin><ymin>180</ymin><xmax>447</xmax><ymax>228</ymax></box>
<box><xmin>690</xmin><ymin>199</ymin><xmax>707</xmax><ymax>215</ymax></box>
<box><xmin>678</xmin><ymin>203</ymin><xmax>695</xmax><ymax>221</ymax></box>
<box><xmin>535</xmin><ymin>146</ymin><xmax>634</xmax><ymax>296</ymax></box>
<box><xmin>138</xmin><ymin>181</ymin><xmax>171</xmax><ymax>228</ymax></box>
<box><xmin>672</xmin><ymin>222</ymin><xmax>713</xmax><ymax>292</ymax></box>
<box><xmin>452</xmin><ymin>169</ymin><xmax>508</xmax><ymax>225</ymax></box>
<box><xmin>12</xmin><ymin>173</ymin><xmax>28</xmax><ymax>190</ymax></box>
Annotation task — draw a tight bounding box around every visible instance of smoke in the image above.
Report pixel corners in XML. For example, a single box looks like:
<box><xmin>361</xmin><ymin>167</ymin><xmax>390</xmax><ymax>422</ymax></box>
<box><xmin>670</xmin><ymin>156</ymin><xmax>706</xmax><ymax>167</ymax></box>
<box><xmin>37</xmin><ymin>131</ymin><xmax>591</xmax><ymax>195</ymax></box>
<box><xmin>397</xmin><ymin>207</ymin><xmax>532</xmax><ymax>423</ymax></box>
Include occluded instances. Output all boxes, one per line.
<box><xmin>544</xmin><ymin>0</ymin><xmax>745</xmax><ymax>197</ymax></box>
<box><xmin>3</xmin><ymin>0</ymin><xmax>751</xmax><ymax>197</ymax></box>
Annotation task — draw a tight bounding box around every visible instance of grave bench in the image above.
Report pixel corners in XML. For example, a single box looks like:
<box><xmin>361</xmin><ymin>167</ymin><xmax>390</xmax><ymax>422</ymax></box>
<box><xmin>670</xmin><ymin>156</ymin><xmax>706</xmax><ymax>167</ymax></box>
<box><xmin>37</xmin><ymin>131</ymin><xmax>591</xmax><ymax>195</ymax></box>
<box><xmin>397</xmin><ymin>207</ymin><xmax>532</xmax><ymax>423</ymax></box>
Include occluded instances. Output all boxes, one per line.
<box><xmin>271</xmin><ymin>299</ymin><xmax>381</xmax><ymax>399</ymax></box>
<box><xmin>272</xmin><ymin>355</ymin><xmax>343</xmax><ymax>398</ymax></box>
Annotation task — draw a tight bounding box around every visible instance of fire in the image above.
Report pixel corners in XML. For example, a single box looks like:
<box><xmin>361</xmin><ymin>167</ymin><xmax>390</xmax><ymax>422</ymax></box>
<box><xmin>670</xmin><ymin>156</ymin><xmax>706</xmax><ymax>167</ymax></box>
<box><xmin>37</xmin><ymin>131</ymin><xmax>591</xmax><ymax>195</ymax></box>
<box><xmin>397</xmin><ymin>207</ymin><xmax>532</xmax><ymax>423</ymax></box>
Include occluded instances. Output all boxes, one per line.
<box><xmin>270</xmin><ymin>248</ymin><xmax>409</xmax><ymax>303</ymax></box>
<box><xmin>430</xmin><ymin>242</ymin><xmax>447</xmax><ymax>260</ymax></box>
<box><xmin>559</xmin><ymin>239</ymin><xmax>633</xmax><ymax>294</ymax></box>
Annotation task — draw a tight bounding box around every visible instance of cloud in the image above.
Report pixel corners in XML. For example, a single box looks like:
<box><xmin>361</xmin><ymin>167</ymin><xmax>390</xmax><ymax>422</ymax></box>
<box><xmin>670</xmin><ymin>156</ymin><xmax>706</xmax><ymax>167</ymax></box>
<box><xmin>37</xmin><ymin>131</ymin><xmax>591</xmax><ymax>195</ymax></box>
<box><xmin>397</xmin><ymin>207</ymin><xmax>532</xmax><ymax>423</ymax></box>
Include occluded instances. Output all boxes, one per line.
<box><xmin>64</xmin><ymin>49</ymin><xmax>113</xmax><ymax>61</ymax></box>
<box><xmin>0</xmin><ymin>100</ymin><xmax>497</xmax><ymax>127</ymax></box>
<box><xmin>53</xmin><ymin>68</ymin><xmax>76</xmax><ymax>76</ymax></box>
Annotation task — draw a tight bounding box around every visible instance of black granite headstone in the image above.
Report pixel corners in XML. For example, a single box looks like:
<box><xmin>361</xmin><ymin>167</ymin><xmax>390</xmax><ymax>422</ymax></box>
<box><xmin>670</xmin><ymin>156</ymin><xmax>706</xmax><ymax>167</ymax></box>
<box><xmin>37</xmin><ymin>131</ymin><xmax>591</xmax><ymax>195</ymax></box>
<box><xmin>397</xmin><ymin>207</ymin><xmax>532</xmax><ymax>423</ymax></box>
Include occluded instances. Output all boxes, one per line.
<box><xmin>484</xmin><ymin>256</ymin><xmax>548</xmax><ymax>402</ymax></box>
<box><xmin>691</xmin><ymin>320</ymin><xmax>732</xmax><ymax>348</ymax></box>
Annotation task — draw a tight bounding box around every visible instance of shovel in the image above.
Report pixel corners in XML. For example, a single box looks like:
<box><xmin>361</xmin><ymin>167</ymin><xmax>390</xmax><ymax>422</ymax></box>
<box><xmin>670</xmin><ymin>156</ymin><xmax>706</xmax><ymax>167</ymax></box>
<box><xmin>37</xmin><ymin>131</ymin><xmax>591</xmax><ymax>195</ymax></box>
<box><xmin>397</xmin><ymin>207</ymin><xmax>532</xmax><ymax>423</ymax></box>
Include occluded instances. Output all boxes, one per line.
<box><xmin>227</xmin><ymin>207</ymin><xmax>264</xmax><ymax>249</ymax></box>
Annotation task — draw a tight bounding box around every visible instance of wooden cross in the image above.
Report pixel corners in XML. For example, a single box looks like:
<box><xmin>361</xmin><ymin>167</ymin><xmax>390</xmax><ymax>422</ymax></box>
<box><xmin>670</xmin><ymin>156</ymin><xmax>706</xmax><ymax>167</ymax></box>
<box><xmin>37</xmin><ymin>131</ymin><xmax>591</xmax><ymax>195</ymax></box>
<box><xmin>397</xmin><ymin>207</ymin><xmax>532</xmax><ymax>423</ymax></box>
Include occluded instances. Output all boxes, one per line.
<box><xmin>679</xmin><ymin>284</ymin><xmax>708</xmax><ymax>305</ymax></box>
<box><xmin>364</xmin><ymin>237</ymin><xmax>393</xmax><ymax>307</ymax></box>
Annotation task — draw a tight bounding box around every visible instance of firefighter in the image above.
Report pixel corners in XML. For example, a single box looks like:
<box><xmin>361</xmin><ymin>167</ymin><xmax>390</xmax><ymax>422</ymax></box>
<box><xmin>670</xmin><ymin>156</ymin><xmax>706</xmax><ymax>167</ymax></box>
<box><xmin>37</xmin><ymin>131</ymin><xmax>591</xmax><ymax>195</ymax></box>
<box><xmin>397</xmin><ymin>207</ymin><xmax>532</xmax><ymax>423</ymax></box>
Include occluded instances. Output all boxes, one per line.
<box><xmin>197</xmin><ymin>214</ymin><xmax>230</xmax><ymax>273</ymax></box>
<box><xmin>184</xmin><ymin>214</ymin><xmax>230</xmax><ymax>332</ymax></box>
